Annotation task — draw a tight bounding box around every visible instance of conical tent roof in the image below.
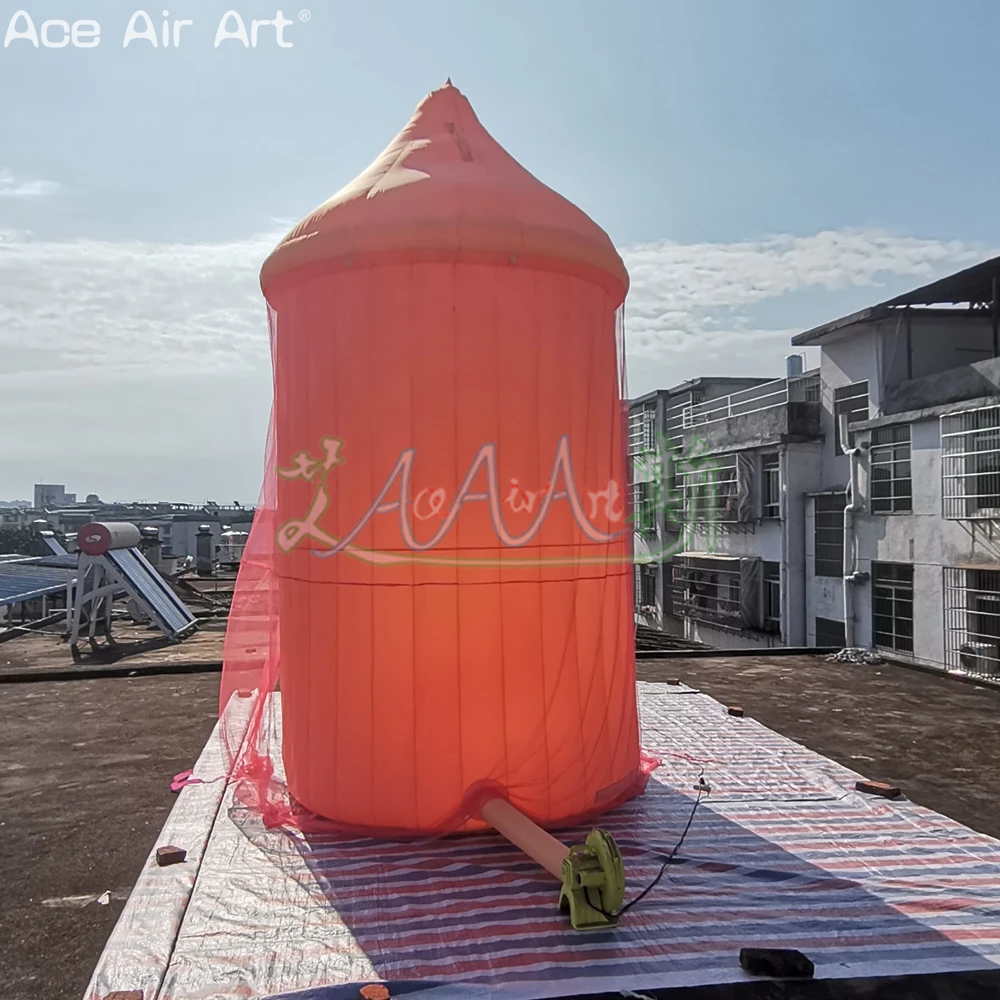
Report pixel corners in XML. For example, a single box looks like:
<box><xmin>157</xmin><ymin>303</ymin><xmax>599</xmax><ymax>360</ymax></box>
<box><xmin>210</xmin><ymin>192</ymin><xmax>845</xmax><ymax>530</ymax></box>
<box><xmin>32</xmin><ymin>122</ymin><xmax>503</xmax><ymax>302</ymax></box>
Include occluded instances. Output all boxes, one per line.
<box><xmin>260</xmin><ymin>81</ymin><xmax>628</xmax><ymax>302</ymax></box>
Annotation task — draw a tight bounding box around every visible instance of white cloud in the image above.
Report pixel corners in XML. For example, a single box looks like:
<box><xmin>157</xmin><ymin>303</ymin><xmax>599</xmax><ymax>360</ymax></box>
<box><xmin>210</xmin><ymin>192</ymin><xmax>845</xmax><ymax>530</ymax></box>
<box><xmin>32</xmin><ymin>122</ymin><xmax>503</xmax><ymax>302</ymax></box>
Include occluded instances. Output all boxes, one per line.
<box><xmin>0</xmin><ymin>169</ymin><xmax>61</xmax><ymax>198</ymax></box>
<box><xmin>0</xmin><ymin>223</ymin><xmax>993</xmax><ymax>498</ymax></box>
<box><xmin>622</xmin><ymin>229</ymin><xmax>988</xmax><ymax>391</ymax></box>
<box><xmin>0</xmin><ymin>229</ymin><xmax>276</xmax><ymax>379</ymax></box>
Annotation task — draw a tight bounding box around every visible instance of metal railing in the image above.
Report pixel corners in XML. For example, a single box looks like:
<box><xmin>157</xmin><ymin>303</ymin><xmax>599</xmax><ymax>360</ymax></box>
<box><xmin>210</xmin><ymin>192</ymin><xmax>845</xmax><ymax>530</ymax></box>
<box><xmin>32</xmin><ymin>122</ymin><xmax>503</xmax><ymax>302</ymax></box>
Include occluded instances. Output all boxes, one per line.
<box><xmin>628</xmin><ymin>406</ymin><xmax>656</xmax><ymax>456</ymax></box>
<box><xmin>681</xmin><ymin>373</ymin><xmax>821</xmax><ymax>429</ymax></box>
<box><xmin>672</xmin><ymin>555</ymin><xmax>743</xmax><ymax>625</ymax></box>
<box><xmin>944</xmin><ymin>567</ymin><xmax>1000</xmax><ymax>680</ymax></box>
<box><xmin>941</xmin><ymin>404</ymin><xmax>1000</xmax><ymax>520</ymax></box>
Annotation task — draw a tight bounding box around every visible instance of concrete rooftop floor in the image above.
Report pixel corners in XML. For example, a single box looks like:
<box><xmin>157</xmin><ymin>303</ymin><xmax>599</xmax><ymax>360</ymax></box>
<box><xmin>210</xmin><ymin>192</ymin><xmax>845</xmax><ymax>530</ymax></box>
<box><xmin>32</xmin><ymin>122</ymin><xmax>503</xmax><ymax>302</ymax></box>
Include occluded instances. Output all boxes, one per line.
<box><xmin>2</xmin><ymin>644</ymin><xmax>1000</xmax><ymax>999</ymax></box>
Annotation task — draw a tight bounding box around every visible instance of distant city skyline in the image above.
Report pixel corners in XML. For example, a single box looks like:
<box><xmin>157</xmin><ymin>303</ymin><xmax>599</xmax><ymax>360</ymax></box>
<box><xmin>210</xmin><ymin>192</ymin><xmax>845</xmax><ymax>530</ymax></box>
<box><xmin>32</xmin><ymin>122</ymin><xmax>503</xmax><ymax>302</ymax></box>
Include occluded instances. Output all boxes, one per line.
<box><xmin>3</xmin><ymin>1</ymin><xmax>999</xmax><ymax>502</ymax></box>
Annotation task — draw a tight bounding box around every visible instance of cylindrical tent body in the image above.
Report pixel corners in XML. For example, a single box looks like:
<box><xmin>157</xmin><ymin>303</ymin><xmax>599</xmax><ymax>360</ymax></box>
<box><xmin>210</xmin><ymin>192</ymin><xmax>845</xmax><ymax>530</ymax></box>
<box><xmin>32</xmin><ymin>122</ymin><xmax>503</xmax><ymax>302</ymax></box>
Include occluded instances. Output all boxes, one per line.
<box><xmin>255</xmin><ymin>83</ymin><xmax>643</xmax><ymax>835</ymax></box>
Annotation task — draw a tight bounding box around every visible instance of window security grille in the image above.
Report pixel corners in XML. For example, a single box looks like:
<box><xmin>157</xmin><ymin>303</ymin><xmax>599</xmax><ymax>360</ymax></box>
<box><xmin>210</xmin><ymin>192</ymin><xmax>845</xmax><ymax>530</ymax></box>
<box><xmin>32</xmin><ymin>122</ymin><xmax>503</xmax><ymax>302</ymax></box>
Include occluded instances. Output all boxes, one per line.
<box><xmin>634</xmin><ymin>564</ymin><xmax>657</xmax><ymax>610</ymax></box>
<box><xmin>679</xmin><ymin>453</ymin><xmax>756</xmax><ymax>524</ymax></box>
<box><xmin>763</xmin><ymin>561</ymin><xmax>780</xmax><ymax>634</ymax></box>
<box><xmin>762</xmin><ymin>455</ymin><xmax>780</xmax><ymax>518</ymax></box>
<box><xmin>628</xmin><ymin>407</ymin><xmax>656</xmax><ymax>457</ymax></box>
<box><xmin>941</xmin><ymin>405</ymin><xmax>1000</xmax><ymax>520</ymax></box>
<box><xmin>630</xmin><ymin>481</ymin><xmax>657</xmax><ymax>533</ymax></box>
<box><xmin>870</xmin><ymin>424</ymin><xmax>912</xmax><ymax>514</ymax></box>
<box><xmin>815</xmin><ymin>616</ymin><xmax>845</xmax><ymax>648</ymax></box>
<box><xmin>833</xmin><ymin>381</ymin><xmax>869</xmax><ymax>453</ymax></box>
<box><xmin>943</xmin><ymin>567</ymin><xmax>1000</xmax><ymax>679</ymax></box>
<box><xmin>872</xmin><ymin>562</ymin><xmax>914</xmax><ymax>653</ymax></box>
<box><xmin>814</xmin><ymin>493</ymin><xmax>845</xmax><ymax>578</ymax></box>
<box><xmin>673</xmin><ymin>555</ymin><xmax>762</xmax><ymax>630</ymax></box>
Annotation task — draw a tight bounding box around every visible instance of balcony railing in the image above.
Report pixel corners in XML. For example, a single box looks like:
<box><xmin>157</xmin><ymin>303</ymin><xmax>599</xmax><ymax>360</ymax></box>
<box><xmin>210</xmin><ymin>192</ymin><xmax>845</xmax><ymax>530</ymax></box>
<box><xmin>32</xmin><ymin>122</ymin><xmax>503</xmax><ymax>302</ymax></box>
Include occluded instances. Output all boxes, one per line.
<box><xmin>682</xmin><ymin>373</ymin><xmax>821</xmax><ymax>429</ymax></box>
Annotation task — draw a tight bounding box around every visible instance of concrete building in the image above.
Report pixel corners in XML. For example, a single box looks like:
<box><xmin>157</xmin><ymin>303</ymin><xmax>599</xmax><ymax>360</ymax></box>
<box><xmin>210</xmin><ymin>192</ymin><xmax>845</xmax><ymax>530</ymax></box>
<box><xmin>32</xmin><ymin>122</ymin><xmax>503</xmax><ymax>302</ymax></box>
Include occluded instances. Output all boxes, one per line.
<box><xmin>671</xmin><ymin>363</ymin><xmax>824</xmax><ymax>649</ymax></box>
<box><xmin>647</xmin><ymin>254</ymin><xmax>1000</xmax><ymax>680</ymax></box>
<box><xmin>33</xmin><ymin>484</ymin><xmax>75</xmax><ymax>508</ymax></box>
<box><xmin>2</xmin><ymin>497</ymin><xmax>253</xmax><ymax>564</ymax></box>
<box><xmin>628</xmin><ymin>376</ymin><xmax>773</xmax><ymax>634</ymax></box>
<box><xmin>791</xmin><ymin>255</ymin><xmax>1000</xmax><ymax>676</ymax></box>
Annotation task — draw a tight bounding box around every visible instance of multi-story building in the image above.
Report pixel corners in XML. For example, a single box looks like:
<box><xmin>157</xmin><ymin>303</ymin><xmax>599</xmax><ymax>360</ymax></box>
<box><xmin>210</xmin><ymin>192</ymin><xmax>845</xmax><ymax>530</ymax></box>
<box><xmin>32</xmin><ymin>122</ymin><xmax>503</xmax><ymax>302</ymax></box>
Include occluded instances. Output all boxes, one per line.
<box><xmin>628</xmin><ymin>376</ymin><xmax>773</xmax><ymax>634</ymax></box>
<box><xmin>671</xmin><ymin>363</ymin><xmax>824</xmax><ymax>649</ymax></box>
<box><xmin>792</xmin><ymin>254</ymin><xmax>1000</xmax><ymax>675</ymax></box>
<box><xmin>649</xmin><ymin>254</ymin><xmax>1000</xmax><ymax>680</ymax></box>
<box><xmin>33</xmin><ymin>484</ymin><xmax>76</xmax><ymax>508</ymax></box>
<box><xmin>2</xmin><ymin>497</ymin><xmax>253</xmax><ymax>562</ymax></box>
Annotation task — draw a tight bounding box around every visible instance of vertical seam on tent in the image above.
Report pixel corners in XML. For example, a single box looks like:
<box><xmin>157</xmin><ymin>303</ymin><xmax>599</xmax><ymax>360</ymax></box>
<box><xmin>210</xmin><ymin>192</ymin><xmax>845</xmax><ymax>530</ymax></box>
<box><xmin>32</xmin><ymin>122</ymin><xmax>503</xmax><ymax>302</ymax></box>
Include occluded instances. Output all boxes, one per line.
<box><xmin>453</xmin><ymin>260</ymin><xmax>464</xmax><ymax>808</ymax></box>
<box><xmin>578</xmin><ymin>284</ymin><xmax>609</xmax><ymax>797</ymax></box>
<box><xmin>303</xmin><ymin>297</ymin><xmax>314</xmax><ymax>802</ymax></box>
<box><xmin>368</xmin><ymin>266</ymin><xmax>377</xmax><ymax>827</ymax></box>
<box><xmin>495</xmin><ymin>263</ymin><xmax>510</xmax><ymax>788</ymax></box>
<box><xmin>565</xmin><ymin>276</ymin><xmax>587</xmax><ymax>812</ymax></box>
<box><xmin>535</xmin><ymin>265</ymin><xmax>552</xmax><ymax>819</ymax></box>
<box><xmin>409</xmin><ymin>262</ymin><xmax>419</xmax><ymax>829</ymax></box>
<box><xmin>609</xmin><ymin>304</ymin><xmax>635</xmax><ymax>767</ymax></box>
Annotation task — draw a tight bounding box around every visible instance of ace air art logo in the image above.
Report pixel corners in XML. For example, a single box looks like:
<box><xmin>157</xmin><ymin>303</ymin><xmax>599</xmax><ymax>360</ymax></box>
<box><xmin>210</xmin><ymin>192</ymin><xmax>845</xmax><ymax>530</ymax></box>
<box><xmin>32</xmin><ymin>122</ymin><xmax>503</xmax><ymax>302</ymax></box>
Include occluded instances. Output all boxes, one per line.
<box><xmin>2</xmin><ymin>8</ymin><xmax>311</xmax><ymax>49</ymax></box>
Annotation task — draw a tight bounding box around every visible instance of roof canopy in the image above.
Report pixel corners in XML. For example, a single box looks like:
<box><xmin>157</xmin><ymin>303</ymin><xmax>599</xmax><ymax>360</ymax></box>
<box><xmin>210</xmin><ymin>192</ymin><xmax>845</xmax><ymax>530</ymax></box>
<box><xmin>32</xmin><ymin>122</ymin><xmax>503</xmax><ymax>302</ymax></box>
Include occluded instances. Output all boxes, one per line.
<box><xmin>793</xmin><ymin>254</ymin><xmax>1000</xmax><ymax>346</ymax></box>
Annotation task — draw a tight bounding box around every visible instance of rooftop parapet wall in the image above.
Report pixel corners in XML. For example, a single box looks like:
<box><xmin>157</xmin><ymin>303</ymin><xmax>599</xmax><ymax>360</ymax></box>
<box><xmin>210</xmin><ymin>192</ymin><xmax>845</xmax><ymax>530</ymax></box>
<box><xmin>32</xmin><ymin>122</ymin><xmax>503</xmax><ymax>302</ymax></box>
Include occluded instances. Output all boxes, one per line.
<box><xmin>883</xmin><ymin>355</ymin><xmax>1000</xmax><ymax>416</ymax></box>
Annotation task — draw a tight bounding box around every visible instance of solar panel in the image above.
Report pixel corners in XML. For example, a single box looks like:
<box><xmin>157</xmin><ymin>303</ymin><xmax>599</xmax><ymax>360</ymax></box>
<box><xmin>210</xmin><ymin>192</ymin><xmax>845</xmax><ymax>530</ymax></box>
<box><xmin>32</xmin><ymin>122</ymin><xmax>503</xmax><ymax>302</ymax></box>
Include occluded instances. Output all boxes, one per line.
<box><xmin>0</xmin><ymin>567</ymin><xmax>74</xmax><ymax>607</ymax></box>
<box><xmin>37</xmin><ymin>553</ymin><xmax>79</xmax><ymax>570</ymax></box>
<box><xmin>105</xmin><ymin>547</ymin><xmax>196</xmax><ymax>638</ymax></box>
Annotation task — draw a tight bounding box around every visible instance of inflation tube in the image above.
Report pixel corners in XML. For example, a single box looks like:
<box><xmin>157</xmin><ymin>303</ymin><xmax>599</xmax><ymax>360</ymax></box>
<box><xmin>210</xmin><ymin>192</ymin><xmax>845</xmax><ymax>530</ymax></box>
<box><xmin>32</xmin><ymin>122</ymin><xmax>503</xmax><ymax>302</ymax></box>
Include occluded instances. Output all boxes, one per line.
<box><xmin>473</xmin><ymin>791</ymin><xmax>626</xmax><ymax>932</ymax></box>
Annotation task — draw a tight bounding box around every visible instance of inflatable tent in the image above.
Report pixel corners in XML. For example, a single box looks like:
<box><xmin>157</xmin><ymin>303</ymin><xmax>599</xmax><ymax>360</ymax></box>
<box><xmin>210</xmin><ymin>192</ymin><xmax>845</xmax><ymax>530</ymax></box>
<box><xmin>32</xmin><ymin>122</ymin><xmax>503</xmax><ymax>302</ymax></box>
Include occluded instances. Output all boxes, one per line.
<box><xmin>223</xmin><ymin>81</ymin><xmax>646</xmax><ymax>837</ymax></box>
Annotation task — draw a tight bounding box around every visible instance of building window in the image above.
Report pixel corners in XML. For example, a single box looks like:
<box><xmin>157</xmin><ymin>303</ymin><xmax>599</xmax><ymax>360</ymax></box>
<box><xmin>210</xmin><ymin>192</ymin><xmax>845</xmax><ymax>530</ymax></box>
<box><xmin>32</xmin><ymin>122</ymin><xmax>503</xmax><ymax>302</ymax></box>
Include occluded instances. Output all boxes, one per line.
<box><xmin>680</xmin><ymin>453</ymin><xmax>738</xmax><ymax>523</ymax></box>
<box><xmin>762</xmin><ymin>455</ymin><xmax>780</xmax><ymax>518</ymax></box>
<box><xmin>673</xmin><ymin>556</ymin><xmax>742</xmax><ymax>626</ymax></box>
<box><xmin>870</xmin><ymin>425</ymin><xmax>912</xmax><ymax>514</ymax></box>
<box><xmin>628</xmin><ymin>406</ymin><xmax>656</xmax><ymax>457</ymax></box>
<box><xmin>630</xmin><ymin>481</ymin><xmax>656</xmax><ymax>533</ymax></box>
<box><xmin>833</xmin><ymin>381</ymin><xmax>869</xmax><ymax>454</ymax></box>
<box><xmin>815</xmin><ymin>616</ymin><xmax>846</xmax><ymax>648</ymax></box>
<box><xmin>872</xmin><ymin>562</ymin><xmax>914</xmax><ymax>653</ymax></box>
<box><xmin>814</xmin><ymin>493</ymin><xmax>845</xmax><ymax>578</ymax></box>
<box><xmin>634</xmin><ymin>564</ymin><xmax>657</xmax><ymax>610</ymax></box>
<box><xmin>763</xmin><ymin>561</ymin><xmax>780</xmax><ymax>634</ymax></box>
<box><xmin>944</xmin><ymin>567</ymin><xmax>1000</xmax><ymax>678</ymax></box>
<box><xmin>941</xmin><ymin>404</ymin><xmax>1000</xmax><ymax>519</ymax></box>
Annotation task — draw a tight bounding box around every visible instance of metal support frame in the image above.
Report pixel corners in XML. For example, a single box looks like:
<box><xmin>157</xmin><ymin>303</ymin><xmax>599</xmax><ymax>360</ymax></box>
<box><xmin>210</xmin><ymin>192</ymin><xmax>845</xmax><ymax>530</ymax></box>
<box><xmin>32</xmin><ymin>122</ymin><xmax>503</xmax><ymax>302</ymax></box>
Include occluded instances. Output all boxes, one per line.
<box><xmin>68</xmin><ymin>554</ymin><xmax>123</xmax><ymax>660</ymax></box>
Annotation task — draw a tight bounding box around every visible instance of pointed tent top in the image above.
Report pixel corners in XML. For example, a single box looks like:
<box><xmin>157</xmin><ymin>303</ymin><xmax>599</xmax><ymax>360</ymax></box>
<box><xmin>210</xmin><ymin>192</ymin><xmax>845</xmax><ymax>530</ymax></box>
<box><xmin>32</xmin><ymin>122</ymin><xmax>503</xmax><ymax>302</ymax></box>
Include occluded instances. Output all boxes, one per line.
<box><xmin>260</xmin><ymin>83</ymin><xmax>628</xmax><ymax>302</ymax></box>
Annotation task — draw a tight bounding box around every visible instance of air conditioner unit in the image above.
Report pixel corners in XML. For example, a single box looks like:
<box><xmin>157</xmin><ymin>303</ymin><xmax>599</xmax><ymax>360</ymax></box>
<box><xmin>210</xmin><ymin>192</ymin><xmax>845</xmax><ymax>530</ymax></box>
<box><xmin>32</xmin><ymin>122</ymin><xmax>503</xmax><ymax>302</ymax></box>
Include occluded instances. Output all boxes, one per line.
<box><xmin>959</xmin><ymin>642</ymin><xmax>1000</xmax><ymax>675</ymax></box>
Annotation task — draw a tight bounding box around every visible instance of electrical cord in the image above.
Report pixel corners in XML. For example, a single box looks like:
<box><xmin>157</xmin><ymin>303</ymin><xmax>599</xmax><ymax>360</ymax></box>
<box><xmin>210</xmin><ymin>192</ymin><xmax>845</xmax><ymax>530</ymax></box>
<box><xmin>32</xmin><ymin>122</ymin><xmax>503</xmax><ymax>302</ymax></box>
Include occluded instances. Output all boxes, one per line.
<box><xmin>586</xmin><ymin>772</ymin><xmax>710</xmax><ymax>921</ymax></box>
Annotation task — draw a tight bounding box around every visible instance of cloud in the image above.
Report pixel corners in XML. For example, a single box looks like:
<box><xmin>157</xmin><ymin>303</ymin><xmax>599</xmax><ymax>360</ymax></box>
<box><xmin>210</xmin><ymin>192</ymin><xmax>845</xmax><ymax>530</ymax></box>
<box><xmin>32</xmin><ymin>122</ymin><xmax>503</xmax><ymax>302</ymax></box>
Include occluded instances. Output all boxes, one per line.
<box><xmin>0</xmin><ymin>223</ymin><xmax>993</xmax><ymax>498</ymax></box>
<box><xmin>0</xmin><ymin>229</ymin><xmax>276</xmax><ymax>381</ymax></box>
<box><xmin>621</xmin><ymin>230</ymin><xmax>992</xmax><ymax>381</ymax></box>
<box><xmin>0</xmin><ymin>169</ymin><xmax>61</xmax><ymax>198</ymax></box>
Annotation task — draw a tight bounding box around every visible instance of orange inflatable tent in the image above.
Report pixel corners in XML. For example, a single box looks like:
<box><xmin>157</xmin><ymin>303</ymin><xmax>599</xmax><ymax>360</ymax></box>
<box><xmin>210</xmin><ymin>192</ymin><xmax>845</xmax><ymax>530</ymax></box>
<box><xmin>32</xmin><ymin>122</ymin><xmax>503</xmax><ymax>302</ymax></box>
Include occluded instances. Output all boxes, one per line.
<box><xmin>223</xmin><ymin>82</ymin><xmax>645</xmax><ymax>836</ymax></box>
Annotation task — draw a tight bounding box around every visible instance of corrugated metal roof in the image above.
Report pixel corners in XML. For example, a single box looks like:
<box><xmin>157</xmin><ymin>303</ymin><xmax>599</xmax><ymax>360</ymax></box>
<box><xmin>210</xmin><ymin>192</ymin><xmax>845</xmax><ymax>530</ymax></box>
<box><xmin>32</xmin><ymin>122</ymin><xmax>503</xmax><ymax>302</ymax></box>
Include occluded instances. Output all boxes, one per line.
<box><xmin>792</xmin><ymin>254</ymin><xmax>1000</xmax><ymax>346</ymax></box>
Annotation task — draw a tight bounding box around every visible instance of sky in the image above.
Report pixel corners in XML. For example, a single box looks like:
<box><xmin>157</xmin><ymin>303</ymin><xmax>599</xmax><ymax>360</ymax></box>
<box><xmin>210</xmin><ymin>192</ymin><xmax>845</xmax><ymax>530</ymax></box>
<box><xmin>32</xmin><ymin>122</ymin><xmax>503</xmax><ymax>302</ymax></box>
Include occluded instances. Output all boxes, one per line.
<box><xmin>1</xmin><ymin>0</ymin><xmax>999</xmax><ymax>504</ymax></box>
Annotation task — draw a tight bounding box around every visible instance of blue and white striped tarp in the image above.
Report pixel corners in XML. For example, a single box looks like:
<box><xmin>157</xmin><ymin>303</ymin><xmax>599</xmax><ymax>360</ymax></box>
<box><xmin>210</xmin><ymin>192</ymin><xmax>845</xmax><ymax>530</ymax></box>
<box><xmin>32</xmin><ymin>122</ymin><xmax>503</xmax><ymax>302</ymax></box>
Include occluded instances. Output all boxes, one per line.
<box><xmin>86</xmin><ymin>683</ymin><xmax>1000</xmax><ymax>1000</ymax></box>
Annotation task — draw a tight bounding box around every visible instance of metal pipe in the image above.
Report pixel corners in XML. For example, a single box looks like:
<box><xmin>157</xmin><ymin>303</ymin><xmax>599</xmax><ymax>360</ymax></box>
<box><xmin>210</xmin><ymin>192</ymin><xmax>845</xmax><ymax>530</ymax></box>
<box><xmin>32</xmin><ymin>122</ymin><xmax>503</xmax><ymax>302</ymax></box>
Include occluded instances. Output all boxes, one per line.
<box><xmin>479</xmin><ymin>797</ymin><xmax>568</xmax><ymax>879</ymax></box>
<box><xmin>839</xmin><ymin>414</ymin><xmax>864</xmax><ymax>648</ymax></box>
<box><xmin>779</xmin><ymin>445</ymin><xmax>791</xmax><ymax>644</ymax></box>
<box><xmin>992</xmin><ymin>276</ymin><xmax>998</xmax><ymax>359</ymax></box>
